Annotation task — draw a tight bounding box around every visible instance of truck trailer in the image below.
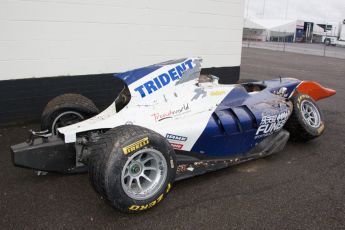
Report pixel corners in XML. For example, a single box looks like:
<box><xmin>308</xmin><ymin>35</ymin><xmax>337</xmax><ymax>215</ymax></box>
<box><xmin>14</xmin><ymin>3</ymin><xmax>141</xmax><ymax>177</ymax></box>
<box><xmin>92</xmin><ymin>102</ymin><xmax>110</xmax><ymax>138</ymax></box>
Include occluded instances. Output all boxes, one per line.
<box><xmin>324</xmin><ymin>19</ymin><xmax>345</xmax><ymax>46</ymax></box>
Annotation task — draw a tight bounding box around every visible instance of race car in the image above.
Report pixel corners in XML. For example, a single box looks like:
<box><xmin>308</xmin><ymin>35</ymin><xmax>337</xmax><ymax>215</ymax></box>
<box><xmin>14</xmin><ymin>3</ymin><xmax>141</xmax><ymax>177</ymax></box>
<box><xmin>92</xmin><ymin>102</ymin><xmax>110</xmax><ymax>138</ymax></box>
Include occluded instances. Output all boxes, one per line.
<box><xmin>11</xmin><ymin>58</ymin><xmax>336</xmax><ymax>213</ymax></box>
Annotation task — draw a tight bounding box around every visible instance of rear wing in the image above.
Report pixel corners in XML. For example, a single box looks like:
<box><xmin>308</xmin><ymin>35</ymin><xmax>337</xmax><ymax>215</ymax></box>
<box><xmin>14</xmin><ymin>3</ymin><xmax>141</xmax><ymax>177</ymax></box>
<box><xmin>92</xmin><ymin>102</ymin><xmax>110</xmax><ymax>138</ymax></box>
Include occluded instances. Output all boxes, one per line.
<box><xmin>294</xmin><ymin>81</ymin><xmax>336</xmax><ymax>101</ymax></box>
<box><xmin>253</xmin><ymin>78</ymin><xmax>336</xmax><ymax>101</ymax></box>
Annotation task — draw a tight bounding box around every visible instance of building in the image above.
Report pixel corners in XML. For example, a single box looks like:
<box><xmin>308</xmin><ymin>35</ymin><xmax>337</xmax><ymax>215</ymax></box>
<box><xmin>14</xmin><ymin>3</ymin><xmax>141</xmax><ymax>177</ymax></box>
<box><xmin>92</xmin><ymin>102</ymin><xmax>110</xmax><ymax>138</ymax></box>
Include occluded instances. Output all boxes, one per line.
<box><xmin>268</xmin><ymin>20</ymin><xmax>304</xmax><ymax>42</ymax></box>
<box><xmin>0</xmin><ymin>0</ymin><xmax>245</xmax><ymax>124</ymax></box>
<box><xmin>243</xmin><ymin>19</ymin><xmax>267</xmax><ymax>41</ymax></box>
<box><xmin>244</xmin><ymin>18</ymin><xmax>297</xmax><ymax>42</ymax></box>
<box><xmin>243</xmin><ymin>18</ymin><xmax>318</xmax><ymax>43</ymax></box>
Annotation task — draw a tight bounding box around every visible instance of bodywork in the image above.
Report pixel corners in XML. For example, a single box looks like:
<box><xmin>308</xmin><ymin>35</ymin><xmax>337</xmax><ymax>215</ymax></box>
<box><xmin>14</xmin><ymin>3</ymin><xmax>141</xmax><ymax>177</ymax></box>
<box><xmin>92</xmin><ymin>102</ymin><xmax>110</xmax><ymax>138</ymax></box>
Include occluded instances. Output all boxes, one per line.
<box><xmin>11</xmin><ymin>58</ymin><xmax>336</xmax><ymax>178</ymax></box>
<box><xmin>58</xmin><ymin>58</ymin><xmax>297</xmax><ymax>155</ymax></box>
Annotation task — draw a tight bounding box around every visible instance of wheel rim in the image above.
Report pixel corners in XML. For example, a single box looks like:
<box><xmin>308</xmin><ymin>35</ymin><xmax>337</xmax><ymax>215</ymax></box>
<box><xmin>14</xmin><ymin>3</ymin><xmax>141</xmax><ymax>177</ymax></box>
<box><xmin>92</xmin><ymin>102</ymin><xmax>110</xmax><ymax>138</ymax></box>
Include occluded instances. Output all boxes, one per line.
<box><xmin>301</xmin><ymin>100</ymin><xmax>321</xmax><ymax>128</ymax></box>
<box><xmin>51</xmin><ymin>111</ymin><xmax>84</xmax><ymax>135</ymax></box>
<box><xmin>121</xmin><ymin>148</ymin><xmax>168</xmax><ymax>200</ymax></box>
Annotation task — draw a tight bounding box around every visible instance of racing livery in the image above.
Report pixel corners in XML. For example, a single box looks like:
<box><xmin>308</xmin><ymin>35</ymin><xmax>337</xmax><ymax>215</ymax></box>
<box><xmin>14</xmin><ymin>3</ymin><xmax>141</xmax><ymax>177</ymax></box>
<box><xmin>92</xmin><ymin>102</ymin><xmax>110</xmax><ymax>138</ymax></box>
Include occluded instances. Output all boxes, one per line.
<box><xmin>11</xmin><ymin>58</ymin><xmax>336</xmax><ymax>212</ymax></box>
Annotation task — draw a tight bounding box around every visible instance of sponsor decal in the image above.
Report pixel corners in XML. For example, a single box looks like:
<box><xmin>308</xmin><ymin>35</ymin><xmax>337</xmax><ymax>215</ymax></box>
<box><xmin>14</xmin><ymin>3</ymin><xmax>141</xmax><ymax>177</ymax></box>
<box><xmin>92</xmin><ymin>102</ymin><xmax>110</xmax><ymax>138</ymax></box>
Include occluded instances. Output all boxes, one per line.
<box><xmin>122</xmin><ymin>137</ymin><xmax>149</xmax><ymax>155</ymax></box>
<box><xmin>191</xmin><ymin>88</ymin><xmax>207</xmax><ymax>101</ymax></box>
<box><xmin>134</xmin><ymin>59</ymin><xmax>194</xmax><ymax>98</ymax></box>
<box><xmin>151</xmin><ymin>103</ymin><xmax>190</xmax><ymax>122</ymax></box>
<box><xmin>166</xmin><ymin>133</ymin><xmax>187</xmax><ymax>142</ymax></box>
<box><xmin>128</xmin><ymin>193</ymin><xmax>164</xmax><ymax>211</ymax></box>
<box><xmin>169</xmin><ymin>142</ymin><xmax>183</xmax><ymax>150</ymax></box>
<box><xmin>128</xmin><ymin>183</ymin><xmax>171</xmax><ymax>211</ymax></box>
<box><xmin>209</xmin><ymin>90</ymin><xmax>226</xmax><ymax>96</ymax></box>
<box><xmin>166</xmin><ymin>183</ymin><xmax>171</xmax><ymax>193</ymax></box>
<box><xmin>317</xmin><ymin>122</ymin><xmax>325</xmax><ymax>134</ymax></box>
<box><xmin>255</xmin><ymin>110</ymin><xmax>289</xmax><ymax>139</ymax></box>
<box><xmin>170</xmin><ymin>158</ymin><xmax>174</xmax><ymax>169</ymax></box>
<box><xmin>297</xmin><ymin>94</ymin><xmax>310</xmax><ymax>110</ymax></box>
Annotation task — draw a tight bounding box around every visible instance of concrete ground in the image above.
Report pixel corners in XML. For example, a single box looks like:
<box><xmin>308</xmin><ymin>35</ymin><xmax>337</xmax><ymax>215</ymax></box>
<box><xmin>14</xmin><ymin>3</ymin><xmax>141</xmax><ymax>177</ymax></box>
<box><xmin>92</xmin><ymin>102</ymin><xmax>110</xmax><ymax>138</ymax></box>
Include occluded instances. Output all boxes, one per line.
<box><xmin>242</xmin><ymin>41</ymin><xmax>345</xmax><ymax>59</ymax></box>
<box><xmin>1</xmin><ymin>48</ymin><xmax>345</xmax><ymax>230</ymax></box>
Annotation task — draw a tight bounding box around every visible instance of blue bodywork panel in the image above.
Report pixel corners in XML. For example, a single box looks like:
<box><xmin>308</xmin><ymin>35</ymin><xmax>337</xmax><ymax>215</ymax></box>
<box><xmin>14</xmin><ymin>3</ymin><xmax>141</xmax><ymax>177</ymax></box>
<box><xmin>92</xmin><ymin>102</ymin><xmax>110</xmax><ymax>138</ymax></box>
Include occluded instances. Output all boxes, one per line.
<box><xmin>115</xmin><ymin>65</ymin><xmax>162</xmax><ymax>85</ymax></box>
<box><xmin>191</xmin><ymin>78</ymin><xmax>301</xmax><ymax>157</ymax></box>
<box><xmin>114</xmin><ymin>58</ymin><xmax>189</xmax><ymax>85</ymax></box>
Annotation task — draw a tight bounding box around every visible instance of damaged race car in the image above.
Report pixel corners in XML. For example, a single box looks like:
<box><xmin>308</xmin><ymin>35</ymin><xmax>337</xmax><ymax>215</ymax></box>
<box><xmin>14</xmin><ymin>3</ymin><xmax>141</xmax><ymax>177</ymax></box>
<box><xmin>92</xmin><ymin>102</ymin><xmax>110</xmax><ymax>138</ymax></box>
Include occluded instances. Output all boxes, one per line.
<box><xmin>11</xmin><ymin>58</ymin><xmax>336</xmax><ymax>212</ymax></box>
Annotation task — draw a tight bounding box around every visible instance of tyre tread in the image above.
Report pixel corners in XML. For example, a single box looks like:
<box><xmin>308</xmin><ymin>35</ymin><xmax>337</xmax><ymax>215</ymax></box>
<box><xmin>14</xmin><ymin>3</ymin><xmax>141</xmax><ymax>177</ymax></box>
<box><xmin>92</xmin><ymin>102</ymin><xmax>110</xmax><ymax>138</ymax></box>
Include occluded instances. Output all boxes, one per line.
<box><xmin>285</xmin><ymin>94</ymin><xmax>324</xmax><ymax>142</ymax></box>
<box><xmin>41</xmin><ymin>94</ymin><xmax>99</xmax><ymax>131</ymax></box>
<box><xmin>88</xmin><ymin>126</ymin><xmax>161</xmax><ymax>204</ymax></box>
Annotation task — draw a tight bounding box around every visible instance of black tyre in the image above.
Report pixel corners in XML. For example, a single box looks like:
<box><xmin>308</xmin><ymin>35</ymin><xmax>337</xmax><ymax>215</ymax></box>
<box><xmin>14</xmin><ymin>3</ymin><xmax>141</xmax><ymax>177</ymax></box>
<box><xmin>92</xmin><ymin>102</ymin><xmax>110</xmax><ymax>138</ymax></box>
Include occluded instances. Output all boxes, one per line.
<box><xmin>88</xmin><ymin>125</ymin><xmax>176</xmax><ymax>213</ymax></box>
<box><xmin>324</xmin><ymin>39</ymin><xmax>331</xmax><ymax>46</ymax></box>
<box><xmin>285</xmin><ymin>94</ymin><xmax>325</xmax><ymax>142</ymax></box>
<box><xmin>41</xmin><ymin>94</ymin><xmax>99</xmax><ymax>135</ymax></box>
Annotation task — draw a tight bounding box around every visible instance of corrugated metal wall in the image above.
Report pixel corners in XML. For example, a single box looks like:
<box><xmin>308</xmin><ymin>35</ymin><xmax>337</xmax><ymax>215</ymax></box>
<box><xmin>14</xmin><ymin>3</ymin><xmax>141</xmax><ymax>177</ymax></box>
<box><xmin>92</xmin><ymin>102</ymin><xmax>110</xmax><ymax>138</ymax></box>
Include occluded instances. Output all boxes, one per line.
<box><xmin>0</xmin><ymin>0</ymin><xmax>244</xmax><ymax>124</ymax></box>
<box><xmin>0</xmin><ymin>0</ymin><xmax>244</xmax><ymax>80</ymax></box>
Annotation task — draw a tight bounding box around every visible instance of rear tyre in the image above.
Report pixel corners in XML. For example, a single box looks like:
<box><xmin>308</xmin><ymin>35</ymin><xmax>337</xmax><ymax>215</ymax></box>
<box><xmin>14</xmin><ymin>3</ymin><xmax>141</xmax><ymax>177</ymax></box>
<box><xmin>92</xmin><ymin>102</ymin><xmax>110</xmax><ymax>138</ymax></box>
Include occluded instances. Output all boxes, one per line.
<box><xmin>41</xmin><ymin>94</ymin><xmax>99</xmax><ymax>135</ymax></box>
<box><xmin>88</xmin><ymin>125</ymin><xmax>176</xmax><ymax>213</ymax></box>
<box><xmin>285</xmin><ymin>94</ymin><xmax>325</xmax><ymax>142</ymax></box>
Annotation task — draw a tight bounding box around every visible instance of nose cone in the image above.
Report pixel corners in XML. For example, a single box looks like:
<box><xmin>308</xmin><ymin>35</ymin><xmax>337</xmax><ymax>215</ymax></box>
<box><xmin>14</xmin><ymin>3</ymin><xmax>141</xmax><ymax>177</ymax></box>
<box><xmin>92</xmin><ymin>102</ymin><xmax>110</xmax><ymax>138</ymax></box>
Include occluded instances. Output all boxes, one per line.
<box><xmin>10</xmin><ymin>137</ymin><xmax>77</xmax><ymax>173</ymax></box>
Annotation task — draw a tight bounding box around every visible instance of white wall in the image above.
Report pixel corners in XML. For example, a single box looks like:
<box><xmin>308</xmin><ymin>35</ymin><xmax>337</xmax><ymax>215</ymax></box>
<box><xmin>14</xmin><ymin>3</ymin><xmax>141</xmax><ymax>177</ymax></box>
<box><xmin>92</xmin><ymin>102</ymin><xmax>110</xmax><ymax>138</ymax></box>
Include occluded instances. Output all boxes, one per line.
<box><xmin>0</xmin><ymin>0</ymin><xmax>244</xmax><ymax>80</ymax></box>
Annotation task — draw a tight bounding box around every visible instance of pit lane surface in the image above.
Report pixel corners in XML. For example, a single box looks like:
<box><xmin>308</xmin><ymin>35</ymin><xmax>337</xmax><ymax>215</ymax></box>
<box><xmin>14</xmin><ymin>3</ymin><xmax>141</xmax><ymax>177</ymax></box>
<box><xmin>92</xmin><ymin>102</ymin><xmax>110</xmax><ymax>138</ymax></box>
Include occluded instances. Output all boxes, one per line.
<box><xmin>242</xmin><ymin>41</ymin><xmax>345</xmax><ymax>59</ymax></box>
<box><xmin>1</xmin><ymin>48</ymin><xmax>344</xmax><ymax>229</ymax></box>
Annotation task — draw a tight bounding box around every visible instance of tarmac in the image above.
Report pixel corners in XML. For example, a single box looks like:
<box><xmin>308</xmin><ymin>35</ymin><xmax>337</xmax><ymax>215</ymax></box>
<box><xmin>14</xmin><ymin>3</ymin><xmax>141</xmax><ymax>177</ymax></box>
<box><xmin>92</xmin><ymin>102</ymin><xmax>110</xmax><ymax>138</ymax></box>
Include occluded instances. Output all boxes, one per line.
<box><xmin>1</xmin><ymin>48</ymin><xmax>344</xmax><ymax>230</ymax></box>
<box><xmin>242</xmin><ymin>41</ymin><xmax>345</xmax><ymax>59</ymax></box>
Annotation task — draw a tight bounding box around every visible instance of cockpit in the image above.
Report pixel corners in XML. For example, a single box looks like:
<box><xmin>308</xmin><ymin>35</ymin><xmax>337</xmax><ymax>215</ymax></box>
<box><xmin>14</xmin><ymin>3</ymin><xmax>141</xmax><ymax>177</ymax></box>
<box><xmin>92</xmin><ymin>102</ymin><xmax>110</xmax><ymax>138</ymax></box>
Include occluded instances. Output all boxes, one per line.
<box><xmin>115</xmin><ymin>85</ymin><xmax>131</xmax><ymax>112</ymax></box>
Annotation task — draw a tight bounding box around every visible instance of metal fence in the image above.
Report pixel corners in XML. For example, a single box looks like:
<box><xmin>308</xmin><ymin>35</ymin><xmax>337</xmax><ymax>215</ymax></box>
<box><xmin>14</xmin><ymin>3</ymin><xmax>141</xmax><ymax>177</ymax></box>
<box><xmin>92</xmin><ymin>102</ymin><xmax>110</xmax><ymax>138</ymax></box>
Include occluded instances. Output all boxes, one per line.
<box><xmin>242</xmin><ymin>41</ymin><xmax>345</xmax><ymax>59</ymax></box>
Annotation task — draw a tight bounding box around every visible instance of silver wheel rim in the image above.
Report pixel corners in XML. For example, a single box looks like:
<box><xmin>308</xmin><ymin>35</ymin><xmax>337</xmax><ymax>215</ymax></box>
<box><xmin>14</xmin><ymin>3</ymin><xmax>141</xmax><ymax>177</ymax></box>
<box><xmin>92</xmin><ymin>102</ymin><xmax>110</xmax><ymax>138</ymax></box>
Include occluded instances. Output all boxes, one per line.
<box><xmin>121</xmin><ymin>148</ymin><xmax>167</xmax><ymax>200</ymax></box>
<box><xmin>51</xmin><ymin>111</ymin><xmax>84</xmax><ymax>135</ymax></box>
<box><xmin>301</xmin><ymin>100</ymin><xmax>321</xmax><ymax>128</ymax></box>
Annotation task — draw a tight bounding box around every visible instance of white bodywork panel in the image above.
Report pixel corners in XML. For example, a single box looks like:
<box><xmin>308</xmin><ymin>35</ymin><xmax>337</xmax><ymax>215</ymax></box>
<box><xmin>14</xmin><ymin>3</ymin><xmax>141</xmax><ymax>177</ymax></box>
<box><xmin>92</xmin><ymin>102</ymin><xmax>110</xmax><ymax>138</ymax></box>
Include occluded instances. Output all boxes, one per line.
<box><xmin>58</xmin><ymin>58</ymin><xmax>235</xmax><ymax>151</ymax></box>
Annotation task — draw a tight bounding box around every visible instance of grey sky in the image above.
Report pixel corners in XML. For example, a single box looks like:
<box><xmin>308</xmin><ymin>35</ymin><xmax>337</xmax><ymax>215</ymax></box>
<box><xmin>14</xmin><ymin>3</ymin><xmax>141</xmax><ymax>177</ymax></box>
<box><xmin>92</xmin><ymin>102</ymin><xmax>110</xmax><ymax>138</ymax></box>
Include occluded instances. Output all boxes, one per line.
<box><xmin>245</xmin><ymin>0</ymin><xmax>345</xmax><ymax>23</ymax></box>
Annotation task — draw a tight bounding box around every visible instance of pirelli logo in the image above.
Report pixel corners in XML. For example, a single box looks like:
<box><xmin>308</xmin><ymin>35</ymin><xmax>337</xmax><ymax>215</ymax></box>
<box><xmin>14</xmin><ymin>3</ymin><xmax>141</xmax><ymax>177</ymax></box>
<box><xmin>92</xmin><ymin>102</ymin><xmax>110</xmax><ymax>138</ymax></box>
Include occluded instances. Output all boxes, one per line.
<box><xmin>122</xmin><ymin>137</ymin><xmax>149</xmax><ymax>155</ymax></box>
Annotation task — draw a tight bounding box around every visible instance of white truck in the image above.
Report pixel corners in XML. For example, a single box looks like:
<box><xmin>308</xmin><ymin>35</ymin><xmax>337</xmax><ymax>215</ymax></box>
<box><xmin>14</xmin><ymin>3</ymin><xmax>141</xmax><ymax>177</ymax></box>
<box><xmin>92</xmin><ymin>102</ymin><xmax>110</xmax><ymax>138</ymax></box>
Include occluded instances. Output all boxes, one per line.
<box><xmin>324</xmin><ymin>19</ymin><xmax>345</xmax><ymax>46</ymax></box>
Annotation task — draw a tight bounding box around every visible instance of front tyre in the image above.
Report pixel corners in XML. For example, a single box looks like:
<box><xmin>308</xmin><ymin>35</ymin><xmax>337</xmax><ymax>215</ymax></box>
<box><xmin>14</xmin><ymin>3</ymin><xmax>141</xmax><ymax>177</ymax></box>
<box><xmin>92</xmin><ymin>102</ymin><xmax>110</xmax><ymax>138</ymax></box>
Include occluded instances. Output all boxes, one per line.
<box><xmin>285</xmin><ymin>94</ymin><xmax>325</xmax><ymax>142</ymax></box>
<box><xmin>324</xmin><ymin>39</ymin><xmax>331</xmax><ymax>46</ymax></box>
<box><xmin>88</xmin><ymin>125</ymin><xmax>176</xmax><ymax>213</ymax></box>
